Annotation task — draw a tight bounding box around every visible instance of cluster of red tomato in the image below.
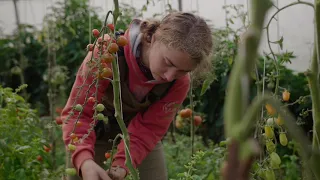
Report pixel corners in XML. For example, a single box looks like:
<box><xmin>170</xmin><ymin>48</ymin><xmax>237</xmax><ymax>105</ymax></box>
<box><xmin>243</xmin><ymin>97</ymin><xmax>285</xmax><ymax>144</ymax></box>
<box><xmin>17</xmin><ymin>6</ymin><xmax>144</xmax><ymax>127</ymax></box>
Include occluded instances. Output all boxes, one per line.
<box><xmin>36</xmin><ymin>144</ymin><xmax>52</xmax><ymax>163</ymax></box>
<box><xmin>87</xmin><ymin>25</ymin><xmax>128</xmax><ymax>80</ymax></box>
<box><xmin>63</xmin><ymin>26</ymin><xmax>130</xmax><ymax>175</ymax></box>
<box><xmin>175</xmin><ymin>108</ymin><xmax>203</xmax><ymax>129</ymax></box>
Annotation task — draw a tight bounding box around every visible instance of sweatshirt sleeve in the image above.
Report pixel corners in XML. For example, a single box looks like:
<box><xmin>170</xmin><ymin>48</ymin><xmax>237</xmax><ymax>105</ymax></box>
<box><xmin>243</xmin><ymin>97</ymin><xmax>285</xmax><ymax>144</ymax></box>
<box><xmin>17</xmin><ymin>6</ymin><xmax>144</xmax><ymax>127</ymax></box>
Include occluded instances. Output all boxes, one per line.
<box><xmin>61</xmin><ymin>46</ymin><xmax>111</xmax><ymax>175</ymax></box>
<box><xmin>111</xmin><ymin>75</ymin><xmax>190</xmax><ymax>173</ymax></box>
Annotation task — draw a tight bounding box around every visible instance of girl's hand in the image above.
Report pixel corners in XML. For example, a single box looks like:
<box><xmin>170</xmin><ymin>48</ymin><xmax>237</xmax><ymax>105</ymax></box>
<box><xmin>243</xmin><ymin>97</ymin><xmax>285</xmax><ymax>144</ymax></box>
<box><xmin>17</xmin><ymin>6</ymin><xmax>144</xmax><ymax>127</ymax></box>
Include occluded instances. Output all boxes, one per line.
<box><xmin>107</xmin><ymin>166</ymin><xmax>127</xmax><ymax>180</ymax></box>
<box><xmin>81</xmin><ymin>159</ymin><xmax>112</xmax><ymax>180</ymax></box>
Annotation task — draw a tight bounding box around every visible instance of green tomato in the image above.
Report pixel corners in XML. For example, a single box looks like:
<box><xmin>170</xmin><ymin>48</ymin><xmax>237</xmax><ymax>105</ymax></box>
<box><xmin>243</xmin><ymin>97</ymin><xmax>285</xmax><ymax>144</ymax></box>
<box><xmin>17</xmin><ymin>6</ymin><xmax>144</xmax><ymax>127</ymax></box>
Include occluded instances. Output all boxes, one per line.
<box><xmin>96</xmin><ymin>104</ymin><xmax>105</xmax><ymax>112</ymax></box>
<box><xmin>266</xmin><ymin>140</ymin><xmax>276</xmax><ymax>152</ymax></box>
<box><xmin>280</xmin><ymin>133</ymin><xmax>288</xmax><ymax>146</ymax></box>
<box><xmin>267</xmin><ymin>82</ymin><xmax>274</xmax><ymax>89</ymax></box>
<box><xmin>97</xmin><ymin>113</ymin><xmax>105</xmax><ymax>120</ymax></box>
<box><xmin>11</xmin><ymin>66</ymin><xmax>22</xmax><ymax>75</ymax></box>
<box><xmin>103</xmin><ymin>116</ymin><xmax>109</xmax><ymax>124</ymax></box>
<box><xmin>65</xmin><ymin>168</ymin><xmax>77</xmax><ymax>176</ymax></box>
<box><xmin>75</xmin><ymin>104</ymin><xmax>83</xmax><ymax>111</ymax></box>
<box><xmin>68</xmin><ymin>144</ymin><xmax>76</xmax><ymax>151</ymax></box>
<box><xmin>264</xmin><ymin>169</ymin><xmax>276</xmax><ymax>180</ymax></box>
<box><xmin>270</xmin><ymin>152</ymin><xmax>281</xmax><ymax>165</ymax></box>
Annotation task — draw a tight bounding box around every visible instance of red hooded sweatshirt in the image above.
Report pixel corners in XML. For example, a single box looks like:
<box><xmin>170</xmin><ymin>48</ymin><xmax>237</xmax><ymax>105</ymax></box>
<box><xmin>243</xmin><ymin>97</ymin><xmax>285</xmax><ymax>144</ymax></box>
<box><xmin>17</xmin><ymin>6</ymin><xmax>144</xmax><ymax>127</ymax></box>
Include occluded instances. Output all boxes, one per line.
<box><xmin>61</xmin><ymin>19</ymin><xmax>190</xmax><ymax>176</ymax></box>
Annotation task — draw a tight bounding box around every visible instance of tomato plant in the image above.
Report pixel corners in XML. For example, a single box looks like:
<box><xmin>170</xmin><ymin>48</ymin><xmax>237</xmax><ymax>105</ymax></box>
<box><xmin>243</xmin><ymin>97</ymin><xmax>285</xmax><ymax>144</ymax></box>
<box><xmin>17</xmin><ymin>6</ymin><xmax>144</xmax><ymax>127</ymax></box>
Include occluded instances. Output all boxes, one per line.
<box><xmin>0</xmin><ymin>85</ymin><xmax>63</xmax><ymax>179</ymax></box>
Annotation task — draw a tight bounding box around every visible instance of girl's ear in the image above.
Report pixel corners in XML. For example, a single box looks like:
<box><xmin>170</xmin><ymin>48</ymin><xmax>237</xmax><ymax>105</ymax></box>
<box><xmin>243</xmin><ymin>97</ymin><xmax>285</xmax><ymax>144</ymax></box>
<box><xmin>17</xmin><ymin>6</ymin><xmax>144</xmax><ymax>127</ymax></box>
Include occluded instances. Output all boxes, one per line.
<box><xmin>146</xmin><ymin>33</ymin><xmax>152</xmax><ymax>43</ymax></box>
<box><xmin>151</xmin><ymin>34</ymin><xmax>156</xmax><ymax>45</ymax></box>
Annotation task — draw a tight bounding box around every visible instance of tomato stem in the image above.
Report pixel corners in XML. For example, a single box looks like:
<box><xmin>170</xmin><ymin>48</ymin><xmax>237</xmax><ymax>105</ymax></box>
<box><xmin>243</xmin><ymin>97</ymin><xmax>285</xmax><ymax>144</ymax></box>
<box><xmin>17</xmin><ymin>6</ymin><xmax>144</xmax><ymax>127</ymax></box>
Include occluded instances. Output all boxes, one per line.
<box><xmin>306</xmin><ymin>1</ymin><xmax>320</xmax><ymax>179</ymax></box>
<box><xmin>110</xmin><ymin>0</ymin><xmax>139</xmax><ymax>179</ymax></box>
<box><xmin>189</xmin><ymin>73</ymin><xmax>195</xmax><ymax>156</ymax></box>
<box><xmin>224</xmin><ymin>0</ymin><xmax>272</xmax><ymax>139</ymax></box>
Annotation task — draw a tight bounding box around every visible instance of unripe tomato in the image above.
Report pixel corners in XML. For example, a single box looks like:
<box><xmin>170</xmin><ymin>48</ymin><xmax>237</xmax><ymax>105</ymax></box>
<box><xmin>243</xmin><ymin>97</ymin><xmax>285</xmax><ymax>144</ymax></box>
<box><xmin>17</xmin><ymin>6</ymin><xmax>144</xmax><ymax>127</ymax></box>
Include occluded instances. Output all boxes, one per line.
<box><xmin>282</xmin><ymin>90</ymin><xmax>290</xmax><ymax>102</ymax></box>
<box><xmin>75</xmin><ymin>104</ymin><xmax>83</xmax><ymax>111</ymax></box>
<box><xmin>264</xmin><ymin>169</ymin><xmax>276</xmax><ymax>180</ymax></box>
<box><xmin>68</xmin><ymin>144</ymin><xmax>76</xmax><ymax>151</ymax></box>
<box><xmin>103</xmin><ymin>117</ymin><xmax>109</xmax><ymax>124</ymax></box>
<box><xmin>266</xmin><ymin>140</ymin><xmax>276</xmax><ymax>152</ymax></box>
<box><xmin>279</xmin><ymin>133</ymin><xmax>288</xmax><ymax>146</ymax></box>
<box><xmin>267</xmin><ymin>82</ymin><xmax>275</xmax><ymax>89</ymax></box>
<box><xmin>65</xmin><ymin>168</ymin><xmax>77</xmax><ymax>176</ymax></box>
<box><xmin>175</xmin><ymin>115</ymin><xmax>183</xmax><ymax>129</ymax></box>
<box><xmin>264</xmin><ymin>125</ymin><xmax>274</xmax><ymax>139</ymax></box>
<box><xmin>270</xmin><ymin>152</ymin><xmax>281</xmax><ymax>165</ymax></box>
<box><xmin>96</xmin><ymin>104</ymin><xmax>105</xmax><ymax>112</ymax></box>
<box><xmin>97</xmin><ymin>113</ymin><xmax>104</xmax><ymax>120</ymax></box>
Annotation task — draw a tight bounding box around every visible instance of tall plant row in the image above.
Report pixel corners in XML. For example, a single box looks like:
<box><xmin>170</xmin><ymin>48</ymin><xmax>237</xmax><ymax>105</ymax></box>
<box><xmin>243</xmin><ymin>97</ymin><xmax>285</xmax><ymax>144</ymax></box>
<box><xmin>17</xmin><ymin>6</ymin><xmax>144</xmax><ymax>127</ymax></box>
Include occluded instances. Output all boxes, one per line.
<box><xmin>219</xmin><ymin>0</ymin><xmax>320</xmax><ymax>179</ymax></box>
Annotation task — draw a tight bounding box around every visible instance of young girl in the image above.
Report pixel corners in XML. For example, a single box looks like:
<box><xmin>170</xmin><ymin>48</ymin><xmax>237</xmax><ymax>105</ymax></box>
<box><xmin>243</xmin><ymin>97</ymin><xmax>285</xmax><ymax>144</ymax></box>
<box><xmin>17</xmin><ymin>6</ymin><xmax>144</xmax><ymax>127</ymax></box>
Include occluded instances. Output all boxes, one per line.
<box><xmin>61</xmin><ymin>12</ymin><xmax>213</xmax><ymax>180</ymax></box>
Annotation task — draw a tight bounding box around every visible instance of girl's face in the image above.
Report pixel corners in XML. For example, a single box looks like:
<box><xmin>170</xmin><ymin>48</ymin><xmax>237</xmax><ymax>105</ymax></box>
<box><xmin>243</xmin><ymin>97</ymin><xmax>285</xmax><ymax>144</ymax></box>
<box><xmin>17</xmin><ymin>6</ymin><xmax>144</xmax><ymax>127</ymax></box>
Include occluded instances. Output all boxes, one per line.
<box><xmin>147</xmin><ymin>37</ymin><xmax>196</xmax><ymax>82</ymax></box>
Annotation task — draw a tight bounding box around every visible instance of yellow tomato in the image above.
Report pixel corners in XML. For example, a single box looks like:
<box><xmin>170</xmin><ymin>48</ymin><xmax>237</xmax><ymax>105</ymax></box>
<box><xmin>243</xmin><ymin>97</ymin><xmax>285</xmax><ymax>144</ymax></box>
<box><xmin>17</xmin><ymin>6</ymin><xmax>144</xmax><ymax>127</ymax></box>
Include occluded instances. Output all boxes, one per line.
<box><xmin>265</xmin><ymin>104</ymin><xmax>276</xmax><ymax>115</ymax></box>
<box><xmin>264</xmin><ymin>125</ymin><xmax>274</xmax><ymax>139</ymax></box>
<box><xmin>276</xmin><ymin>115</ymin><xmax>284</xmax><ymax>126</ymax></box>
<box><xmin>282</xmin><ymin>90</ymin><xmax>290</xmax><ymax>102</ymax></box>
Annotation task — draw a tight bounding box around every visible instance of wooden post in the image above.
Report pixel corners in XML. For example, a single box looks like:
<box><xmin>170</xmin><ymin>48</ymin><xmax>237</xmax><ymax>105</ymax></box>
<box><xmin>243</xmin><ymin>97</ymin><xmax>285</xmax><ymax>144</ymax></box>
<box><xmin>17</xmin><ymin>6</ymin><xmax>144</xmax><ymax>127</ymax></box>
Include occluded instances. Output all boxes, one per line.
<box><xmin>178</xmin><ymin>0</ymin><xmax>182</xmax><ymax>11</ymax></box>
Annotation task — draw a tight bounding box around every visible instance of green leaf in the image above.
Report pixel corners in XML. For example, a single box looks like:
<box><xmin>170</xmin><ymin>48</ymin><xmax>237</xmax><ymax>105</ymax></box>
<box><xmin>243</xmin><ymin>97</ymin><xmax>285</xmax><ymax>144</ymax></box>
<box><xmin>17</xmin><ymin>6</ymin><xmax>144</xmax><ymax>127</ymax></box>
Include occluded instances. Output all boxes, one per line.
<box><xmin>206</xmin><ymin>172</ymin><xmax>214</xmax><ymax>180</ymax></box>
<box><xmin>166</xmin><ymin>4</ymin><xmax>172</xmax><ymax>10</ymax></box>
<box><xmin>278</xmin><ymin>36</ymin><xmax>283</xmax><ymax>50</ymax></box>
<box><xmin>15</xmin><ymin>145</ymin><xmax>31</xmax><ymax>152</ymax></box>
<box><xmin>14</xmin><ymin>95</ymin><xmax>25</xmax><ymax>102</ymax></box>
<box><xmin>0</xmin><ymin>147</ymin><xmax>3</xmax><ymax>156</ymax></box>
<box><xmin>200</xmin><ymin>78</ymin><xmax>214</xmax><ymax>96</ymax></box>
<box><xmin>15</xmin><ymin>169</ymin><xmax>26</xmax><ymax>179</ymax></box>
<box><xmin>177</xmin><ymin>173</ymin><xmax>185</xmax><ymax>177</ymax></box>
<box><xmin>277</xmin><ymin>50</ymin><xmax>295</xmax><ymax>64</ymax></box>
<box><xmin>228</xmin><ymin>57</ymin><xmax>233</xmax><ymax>65</ymax></box>
<box><xmin>14</xmin><ymin>84</ymin><xmax>28</xmax><ymax>93</ymax></box>
<box><xmin>142</xmin><ymin>5</ymin><xmax>147</xmax><ymax>11</ymax></box>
